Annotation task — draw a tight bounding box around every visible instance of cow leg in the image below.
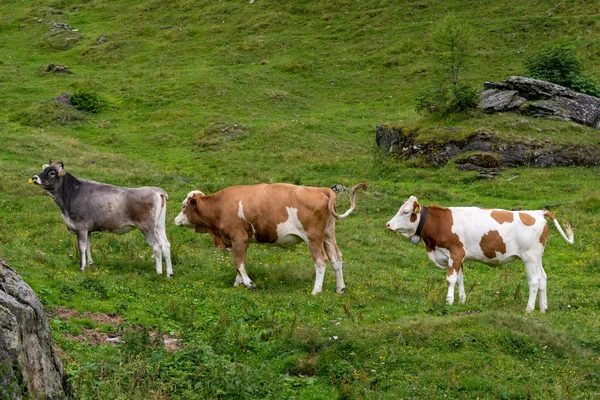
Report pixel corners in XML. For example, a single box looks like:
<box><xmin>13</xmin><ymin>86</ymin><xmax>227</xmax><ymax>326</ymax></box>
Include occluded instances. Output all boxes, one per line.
<box><xmin>232</xmin><ymin>239</ymin><xmax>255</xmax><ymax>290</ymax></box>
<box><xmin>86</xmin><ymin>232</ymin><xmax>94</xmax><ymax>266</ymax></box>
<box><xmin>324</xmin><ymin>223</ymin><xmax>345</xmax><ymax>294</ymax></box>
<box><xmin>141</xmin><ymin>230</ymin><xmax>165</xmax><ymax>275</ymax></box>
<box><xmin>76</xmin><ymin>231</ymin><xmax>88</xmax><ymax>271</ymax></box>
<box><xmin>446</xmin><ymin>267</ymin><xmax>457</xmax><ymax>305</ymax></box>
<box><xmin>457</xmin><ymin>265</ymin><xmax>466</xmax><ymax>304</ymax></box>
<box><xmin>233</xmin><ymin>272</ymin><xmax>244</xmax><ymax>287</ymax></box>
<box><xmin>539</xmin><ymin>264</ymin><xmax>548</xmax><ymax>313</ymax></box>
<box><xmin>156</xmin><ymin>209</ymin><xmax>173</xmax><ymax>277</ymax></box>
<box><xmin>524</xmin><ymin>258</ymin><xmax>541</xmax><ymax>312</ymax></box>
<box><xmin>308</xmin><ymin>240</ymin><xmax>328</xmax><ymax>295</ymax></box>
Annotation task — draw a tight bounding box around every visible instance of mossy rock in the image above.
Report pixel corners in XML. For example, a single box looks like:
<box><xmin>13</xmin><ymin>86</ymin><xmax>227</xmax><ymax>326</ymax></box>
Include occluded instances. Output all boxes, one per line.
<box><xmin>452</xmin><ymin>152</ymin><xmax>503</xmax><ymax>168</ymax></box>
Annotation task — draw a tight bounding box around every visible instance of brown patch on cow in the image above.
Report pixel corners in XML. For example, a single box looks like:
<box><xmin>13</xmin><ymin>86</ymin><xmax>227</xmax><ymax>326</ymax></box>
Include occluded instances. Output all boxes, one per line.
<box><xmin>491</xmin><ymin>210</ymin><xmax>514</xmax><ymax>224</ymax></box>
<box><xmin>540</xmin><ymin>222</ymin><xmax>549</xmax><ymax>245</ymax></box>
<box><xmin>479</xmin><ymin>230</ymin><xmax>507</xmax><ymax>259</ymax></box>
<box><xmin>420</xmin><ymin>205</ymin><xmax>466</xmax><ymax>263</ymax></box>
<box><xmin>410</xmin><ymin>213</ymin><xmax>417</xmax><ymax>223</ymax></box>
<box><xmin>132</xmin><ymin>201</ymin><xmax>153</xmax><ymax>223</ymax></box>
<box><xmin>544</xmin><ymin>210</ymin><xmax>556</xmax><ymax>220</ymax></box>
<box><xmin>519</xmin><ymin>212</ymin><xmax>535</xmax><ymax>226</ymax></box>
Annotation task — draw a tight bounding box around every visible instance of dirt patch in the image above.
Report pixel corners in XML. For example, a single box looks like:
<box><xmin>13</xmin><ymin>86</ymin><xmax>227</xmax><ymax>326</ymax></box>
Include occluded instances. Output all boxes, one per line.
<box><xmin>50</xmin><ymin>306</ymin><xmax>180</xmax><ymax>351</ymax></box>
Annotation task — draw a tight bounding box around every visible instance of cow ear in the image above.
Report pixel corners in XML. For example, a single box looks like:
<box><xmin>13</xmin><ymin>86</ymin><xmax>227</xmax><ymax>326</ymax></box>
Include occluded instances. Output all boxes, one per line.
<box><xmin>189</xmin><ymin>198</ymin><xmax>197</xmax><ymax>209</ymax></box>
<box><xmin>57</xmin><ymin>163</ymin><xmax>65</xmax><ymax>177</ymax></box>
<box><xmin>413</xmin><ymin>202</ymin><xmax>420</xmax><ymax>213</ymax></box>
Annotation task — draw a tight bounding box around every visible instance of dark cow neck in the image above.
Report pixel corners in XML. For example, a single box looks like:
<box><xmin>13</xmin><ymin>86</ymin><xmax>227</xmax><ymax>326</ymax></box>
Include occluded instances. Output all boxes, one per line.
<box><xmin>415</xmin><ymin>206</ymin><xmax>428</xmax><ymax>237</ymax></box>
<box><xmin>51</xmin><ymin>172</ymin><xmax>82</xmax><ymax>214</ymax></box>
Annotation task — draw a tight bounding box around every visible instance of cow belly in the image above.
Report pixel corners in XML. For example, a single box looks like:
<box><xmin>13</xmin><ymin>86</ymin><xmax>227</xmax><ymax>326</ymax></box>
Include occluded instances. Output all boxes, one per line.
<box><xmin>466</xmin><ymin>251</ymin><xmax>520</xmax><ymax>266</ymax></box>
<box><xmin>102</xmin><ymin>225</ymin><xmax>136</xmax><ymax>235</ymax></box>
<box><xmin>274</xmin><ymin>207</ymin><xmax>308</xmax><ymax>247</ymax></box>
<box><xmin>427</xmin><ymin>247</ymin><xmax>452</xmax><ymax>268</ymax></box>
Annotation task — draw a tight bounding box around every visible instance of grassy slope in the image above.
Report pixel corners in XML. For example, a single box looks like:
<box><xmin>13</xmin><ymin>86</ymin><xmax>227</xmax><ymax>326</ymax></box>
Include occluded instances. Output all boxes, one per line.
<box><xmin>1</xmin><ymin>0</ymin><xmax>600</xmax><ymax>398</ymax></box>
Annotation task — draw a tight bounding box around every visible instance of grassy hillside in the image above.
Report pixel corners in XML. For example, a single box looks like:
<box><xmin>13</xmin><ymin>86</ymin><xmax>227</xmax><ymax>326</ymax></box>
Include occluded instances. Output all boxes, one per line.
<box><xmin>1</xmin><ymin>0</ymin><xmax>600</xmax><ymax>398</ymax></box>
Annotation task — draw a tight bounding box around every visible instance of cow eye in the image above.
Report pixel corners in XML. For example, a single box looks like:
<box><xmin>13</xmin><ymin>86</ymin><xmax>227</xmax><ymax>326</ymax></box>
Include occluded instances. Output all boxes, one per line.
<box><xmin>48</xmin><ymin>171</ymin><xmax>56</xmax><ymax>177</ymax></box>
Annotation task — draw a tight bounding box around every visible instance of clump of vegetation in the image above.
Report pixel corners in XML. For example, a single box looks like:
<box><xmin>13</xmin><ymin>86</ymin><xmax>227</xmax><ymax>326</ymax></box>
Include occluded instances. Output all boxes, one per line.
<box><xmin>524</xmin><ymin>43</ymin><xmax>600</xmax><ymax>97</ymax></box>
<box><xmin>70</xmin><ymin>91</ymin><xmax>103</xmax><ymax>113</ymax></box>
<box><xmin>416</xmin><ymin>14</ymin><xmax>480</xmax><ymax>116</ymax></box>
<box><xmin>195</xmin><ymin>122</ymin><xmax>249</xmax><ymax>149</ymax></box>
<box><xmin>9</xmin><ymin>100</ymin><xmax>86</xmax><ymax>126</ymax></box>
<box><xmin>37</xmin><ymin>29</ymin><xmax>81</xmax><ymax>51</ymax></box>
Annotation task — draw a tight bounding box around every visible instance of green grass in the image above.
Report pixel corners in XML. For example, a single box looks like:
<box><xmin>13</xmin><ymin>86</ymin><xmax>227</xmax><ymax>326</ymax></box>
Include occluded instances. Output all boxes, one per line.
<box><xmin>1</xmin><ymin>0</ymin><xmax>600</xmax><ymax>398</ymax></box>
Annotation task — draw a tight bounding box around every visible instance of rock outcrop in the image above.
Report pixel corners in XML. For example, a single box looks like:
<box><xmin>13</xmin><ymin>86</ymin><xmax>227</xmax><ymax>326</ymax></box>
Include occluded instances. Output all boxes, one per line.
<box><xmin>375</xmin><ymin>125</ymin><xmax>600</xmax><ymax>168</ymax></box>
<box><xmin>478</xmin><ymin>76</ymin><xmax>600</xmax><ymax>129</ymax></box>
<box><xmin>0</xmin><ymin>258</ymin><xmax>69</xmax><ymax>399</ymax></box>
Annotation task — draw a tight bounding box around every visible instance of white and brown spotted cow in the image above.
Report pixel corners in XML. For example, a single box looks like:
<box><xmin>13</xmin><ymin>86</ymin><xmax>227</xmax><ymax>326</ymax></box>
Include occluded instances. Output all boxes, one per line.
<box><xmin>386</xmin><ymin>196</ymin><xmax>574</xmax><ymax>312</ymax></box>
<box><xmin>175</xmin><ymin>183</ymin><xmax>367</xmax><ymax>294</ymax></box>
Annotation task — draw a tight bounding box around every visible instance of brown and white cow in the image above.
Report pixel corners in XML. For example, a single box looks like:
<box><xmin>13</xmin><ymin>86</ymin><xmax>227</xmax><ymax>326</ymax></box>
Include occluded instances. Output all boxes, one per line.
<box><xmin>386</xmin><ymin>196</ymin><xmax>574</xmax><ymax>312</ymax></box>
<box><xmin>174</xmin><ymin>183</ymin><xmax>367</xmax><ymax>294</ymax></box>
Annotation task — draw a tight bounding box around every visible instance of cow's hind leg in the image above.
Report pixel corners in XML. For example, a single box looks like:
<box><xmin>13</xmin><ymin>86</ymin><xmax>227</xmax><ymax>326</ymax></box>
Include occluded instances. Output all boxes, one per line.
<box><xmin>538</xmin><ymin>264</ymin><xmax>548</xmax><ymax>313</ymax></box>
<box><xmin>76</xmin><ymin>231</ymin><xmax>88</xmax><ymax>271</ymax></box>
<box><xmin>141</xmin><ymin>229</ymin><xmax>165</xmax><ymax>276</ymax></box>
<box><xmin>156</xmin><ymin>205</ymin><xmax>173</xmax><ymax>277</ymax></box>
<box><xmin>86</xmin><ymin>232</ymin><xmax>94</xmax><ymax>266</ymax></box>
<box><xmin>324</xmin><ymin>222</ymin><xmax>345</xmax><ymax>294</ymax></box>
<box><xmin>523</xmin><ymin>257</ymin><xmax>542</xmax><ymax>312</ymax></box>
<box><xmin>308</xmin><ymin>239</ymin><xmax>328</xmax><ymax>296</ymax></box>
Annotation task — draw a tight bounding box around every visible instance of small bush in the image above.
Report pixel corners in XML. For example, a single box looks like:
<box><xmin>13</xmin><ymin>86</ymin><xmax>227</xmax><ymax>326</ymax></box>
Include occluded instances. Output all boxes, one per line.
<box><xmin>525</xmin><ymin>43</ymin><xmax>600</xmax><ymax>97</ymax></box>
<box><xmin>71</xmin><ymin>91</ymin><xmax>102</xmax><ymax>113</ymax></box>
<box><xmin>415</xmin><ymin>15</ymin><xmax>479</xmax><ymax>116</ymax></box>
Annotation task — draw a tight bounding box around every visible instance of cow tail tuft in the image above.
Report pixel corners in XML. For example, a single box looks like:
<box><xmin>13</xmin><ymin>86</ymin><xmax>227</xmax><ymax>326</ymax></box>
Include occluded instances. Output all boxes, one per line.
<box><xmin>543</xmin><ymin>209</ymin><xmax>574</xmax><ymax>244</ymax></box>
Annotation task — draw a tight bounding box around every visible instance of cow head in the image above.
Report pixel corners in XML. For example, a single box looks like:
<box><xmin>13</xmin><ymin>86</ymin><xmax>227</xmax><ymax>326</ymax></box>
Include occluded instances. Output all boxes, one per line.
<box><xmin>29</xmin><ymin>160</ymin><xmax>65</xmax><ymax>190</ymax></box>
<box><xmin>174</xmin><ymin>190</ymin><xmax>205</xmax><ymax>229</ymax></box>
<box><xmin>386</xmin><ymin>195</ymin><xmax>422</xmax><ymax>238</ymax></box>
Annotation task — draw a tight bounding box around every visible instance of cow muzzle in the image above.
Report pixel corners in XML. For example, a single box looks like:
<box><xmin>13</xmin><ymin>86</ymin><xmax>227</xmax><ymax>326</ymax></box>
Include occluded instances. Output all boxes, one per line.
<box><xmin>29</xmin><ymin>176</ymin><xmax>39</xmax><ymax>184</ymax></box>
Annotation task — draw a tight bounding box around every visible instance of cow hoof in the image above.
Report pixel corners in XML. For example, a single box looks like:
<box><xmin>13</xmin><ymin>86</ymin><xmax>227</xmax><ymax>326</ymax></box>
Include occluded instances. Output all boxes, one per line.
<box><xmin>247</xmin><ymin>283</ymin><xmax>257</xmax><ymax>291</ymax></box>
<box><xmin>311</xmin><ymin>289</ymin><xmax>321</xmax><ymax>296</ymax></box>
<box><xmin>336</xmin><ymin>287</ymin><xmax>345</xmax><ymax>295</ymax></box>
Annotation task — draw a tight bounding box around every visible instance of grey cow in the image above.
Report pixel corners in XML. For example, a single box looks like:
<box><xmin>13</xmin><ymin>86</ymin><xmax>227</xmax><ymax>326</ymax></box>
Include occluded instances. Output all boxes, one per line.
<box><xmin>30</xmin><ymin>161</ymin><xmax>173</xmax><ymax>276</ymax></box>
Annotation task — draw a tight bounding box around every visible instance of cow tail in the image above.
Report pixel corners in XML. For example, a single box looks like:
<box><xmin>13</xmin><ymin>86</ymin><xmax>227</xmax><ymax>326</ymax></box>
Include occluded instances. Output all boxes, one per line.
<box><xmin>543</xmin><ymin>210</ymin><xmax>574</xmax><ymax>244</ymax></box>
<box><xmin>328</xmin><ymin>183</ymin><xmax>368</xmax><ymax>219</ymax></box>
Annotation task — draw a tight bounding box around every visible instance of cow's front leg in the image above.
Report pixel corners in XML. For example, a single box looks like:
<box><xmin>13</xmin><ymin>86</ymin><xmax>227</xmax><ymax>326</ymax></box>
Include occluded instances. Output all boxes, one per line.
<box><xmin>446</xmin><ymin>267</ymin><xmax>457</xmax><ymax>305</ymax></box>
<box><xmin>457</xmin><ymin>266</ymin><xmax>466</xmax><ymax>304</ymax></box>
<box><xmin>232</xmin><ymin>239</ymin><xmax>255</xmax><ymax>290</ymax></box>
<box><xmin>76</xmin><ymin>231</ymin><xmax>88</xmax><ymax>271</ymax></box>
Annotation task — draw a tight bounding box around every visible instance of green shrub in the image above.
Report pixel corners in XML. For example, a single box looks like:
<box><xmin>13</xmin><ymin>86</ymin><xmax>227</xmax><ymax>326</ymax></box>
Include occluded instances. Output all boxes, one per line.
<box><xmin>525</xmin><ymin>43</ymin><xmax>600</xmax><ymax>97</ymax></box>
<box><xmin>71</xmin><ymin>91</ymin><xmax>102</xmax><ymax>113</ymax></box>
<box><xmin>415</xmin><ymin>15</ymin><xmax>479</xmax><ymax>116</ymax></box>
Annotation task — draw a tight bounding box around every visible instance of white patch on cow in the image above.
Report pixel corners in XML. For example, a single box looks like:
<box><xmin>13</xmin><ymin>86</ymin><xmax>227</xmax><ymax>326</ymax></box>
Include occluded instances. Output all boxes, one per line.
<box><xmin>238</xmin><ymin>201</ymin><xmax>246</xmax><ymax>221</ymax></box>
<box><xmin>174</xmin><ymin>210</ymin><xmax>192</xmax><ymax>228</ymax></box>
<box><xmin>427</xmin><ymin>247</ymin><xmax>452</xmax><ymax>268</ymax></box>
<box><xmin>275</xmin><ymin>207</ymin><xmax>308</xmax><ymax>247</ymax></box>
<box><xmin>186</xmin><ymin>190</ymin><xmax>204</xmax><ymax>199</ymax></box>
